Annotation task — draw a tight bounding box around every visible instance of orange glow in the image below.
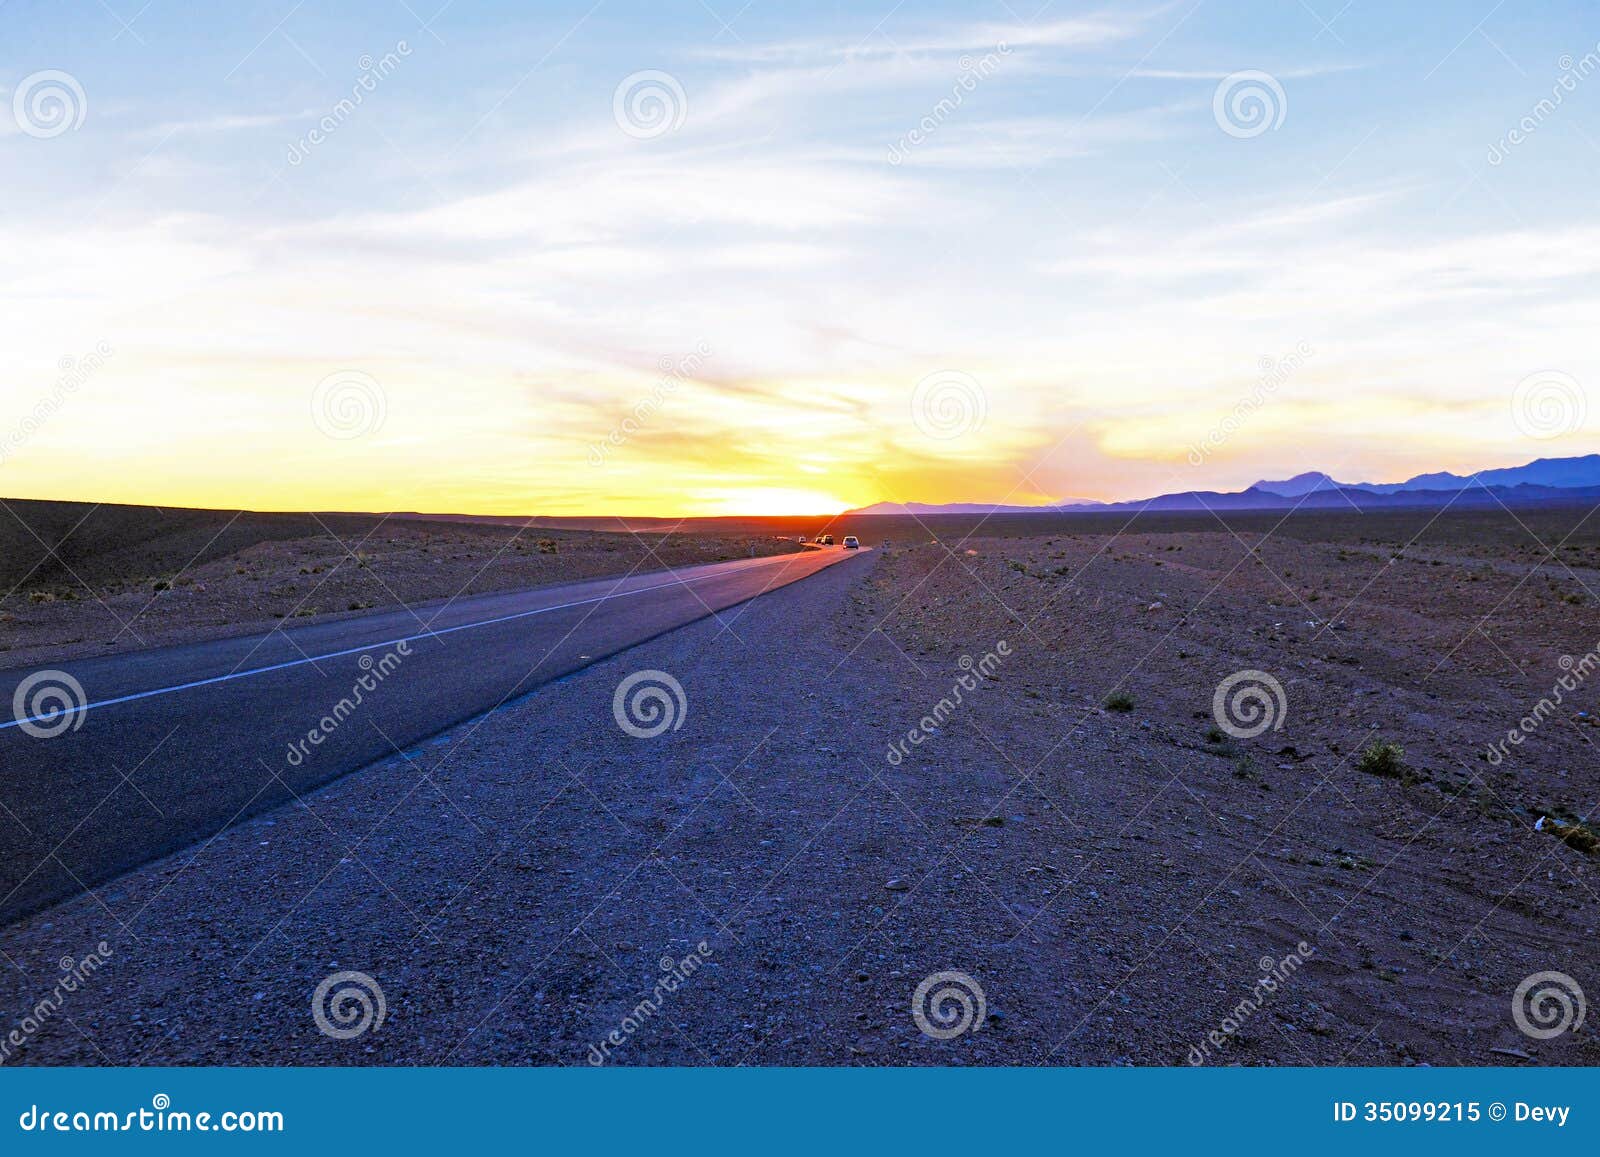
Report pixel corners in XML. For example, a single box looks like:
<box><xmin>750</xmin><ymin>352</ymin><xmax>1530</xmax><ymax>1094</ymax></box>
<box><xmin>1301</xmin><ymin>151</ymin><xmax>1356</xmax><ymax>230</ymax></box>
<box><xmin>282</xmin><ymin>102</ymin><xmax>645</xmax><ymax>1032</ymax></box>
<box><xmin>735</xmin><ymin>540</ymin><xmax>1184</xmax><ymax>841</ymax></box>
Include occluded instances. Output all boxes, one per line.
<box><xmin>692</xmin><ymin>487</ymin><xmax>852</xmax><ymax>517</ymax></box>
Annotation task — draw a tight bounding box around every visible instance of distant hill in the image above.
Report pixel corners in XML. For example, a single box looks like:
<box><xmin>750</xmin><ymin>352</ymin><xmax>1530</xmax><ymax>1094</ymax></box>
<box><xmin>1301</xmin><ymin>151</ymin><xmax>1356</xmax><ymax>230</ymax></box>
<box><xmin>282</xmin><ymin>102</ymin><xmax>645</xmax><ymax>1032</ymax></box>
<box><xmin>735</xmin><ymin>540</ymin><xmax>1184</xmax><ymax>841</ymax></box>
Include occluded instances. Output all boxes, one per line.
<box><xmin>1087</xmin><ymin>482</ymin><xmax>1600</xmax><ymax>513</ymax></box>
<box><xmin>847</xmin><ymin>454</ymin><xmax>1600</xmax><ymax>516</ymax></box>
<box><xmin>1252</xmin><ymin>471</ymin><xmax>1342</xmax><ymax>497</ymax></box>
<box><xmin>0</xmin><ymin>501</ymin><xmax>467</xmax><ymax>595</ymax></box>
<box><xmin>1258</xmin><ymin>455</ymin><xmax>1600</xmax><ymax>496</ymax></box>
<box><xmin>1363</xmin><ymin>453</ymin><xmax>1600</xmax><ymax>493</ymax></box>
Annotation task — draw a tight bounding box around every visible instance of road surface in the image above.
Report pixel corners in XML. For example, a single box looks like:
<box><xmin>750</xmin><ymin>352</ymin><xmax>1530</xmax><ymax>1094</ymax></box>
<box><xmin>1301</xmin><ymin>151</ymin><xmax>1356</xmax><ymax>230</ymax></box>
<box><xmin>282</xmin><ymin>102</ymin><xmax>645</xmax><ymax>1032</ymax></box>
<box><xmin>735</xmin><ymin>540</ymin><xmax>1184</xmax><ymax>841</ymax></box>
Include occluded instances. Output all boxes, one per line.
<box><xmin>0</xmin><ymin>546</ymin><xmax>866</xmax><ymax>925</ymax></box>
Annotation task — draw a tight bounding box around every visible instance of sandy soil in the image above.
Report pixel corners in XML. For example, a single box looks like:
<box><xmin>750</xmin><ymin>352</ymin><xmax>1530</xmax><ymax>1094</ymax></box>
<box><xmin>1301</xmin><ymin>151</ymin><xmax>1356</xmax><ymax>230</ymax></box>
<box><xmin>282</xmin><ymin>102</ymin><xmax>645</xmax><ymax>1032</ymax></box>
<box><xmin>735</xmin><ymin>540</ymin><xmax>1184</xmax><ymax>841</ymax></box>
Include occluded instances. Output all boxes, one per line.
<box><xmin>0</xmin><ymin>516</ymin><xmax>800</xmax><ymax>669</ymax></box>
<box><xmin>1</xmin><ymin>522</ymin><xmax>1597</xmax><ymax>1066</ymax></box>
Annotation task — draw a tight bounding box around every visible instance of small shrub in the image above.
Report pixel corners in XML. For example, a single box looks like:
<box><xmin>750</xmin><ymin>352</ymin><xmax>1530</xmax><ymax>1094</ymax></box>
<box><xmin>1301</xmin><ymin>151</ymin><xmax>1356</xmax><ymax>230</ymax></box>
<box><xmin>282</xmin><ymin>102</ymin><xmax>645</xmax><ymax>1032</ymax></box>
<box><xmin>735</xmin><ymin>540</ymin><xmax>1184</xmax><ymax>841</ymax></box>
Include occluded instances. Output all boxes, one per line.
<box><xmin>1358</xmin><ymin>740</ymin><xmax>1405</xmax><ymax>778</ymax></box>
<box><xmin>1544</xmin><ymin>818</ymin><xmax>1600</xmax><ymax>855</ymax></box>
<box><xmin>152</xmin><ymin>580</ymin><xmax>171</xmax><ymax>592</ymax></box>
<box><xmin>1233</xmin><ymin>756</ymin><xmax>1268</xmax><ymax>789</ymax></box>
<box><xmin>1103</xmin><ymin>691</ymin><xmax>1135</xmax><ymax>712</ymax></box>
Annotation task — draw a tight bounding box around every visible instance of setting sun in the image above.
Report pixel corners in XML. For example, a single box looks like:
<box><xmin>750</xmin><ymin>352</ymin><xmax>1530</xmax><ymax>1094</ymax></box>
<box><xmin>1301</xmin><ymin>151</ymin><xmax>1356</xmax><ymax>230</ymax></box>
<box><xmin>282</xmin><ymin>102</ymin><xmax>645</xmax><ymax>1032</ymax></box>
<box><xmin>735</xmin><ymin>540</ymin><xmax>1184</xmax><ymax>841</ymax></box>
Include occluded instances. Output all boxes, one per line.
<box><xmin>693</xmin><ymin>487</ymin><xmax>851</xmax><ymax>518</ymax></box>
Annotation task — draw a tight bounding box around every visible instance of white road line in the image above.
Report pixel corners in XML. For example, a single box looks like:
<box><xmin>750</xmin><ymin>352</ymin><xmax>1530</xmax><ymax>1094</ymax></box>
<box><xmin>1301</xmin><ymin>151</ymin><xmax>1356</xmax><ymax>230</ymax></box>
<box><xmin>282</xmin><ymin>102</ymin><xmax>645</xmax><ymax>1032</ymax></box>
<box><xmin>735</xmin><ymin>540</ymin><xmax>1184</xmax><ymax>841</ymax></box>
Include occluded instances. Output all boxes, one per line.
<box><xmin>0</xmin><ymin>557</ymin><xmax>824</xmax><ymax>731</ymax></box>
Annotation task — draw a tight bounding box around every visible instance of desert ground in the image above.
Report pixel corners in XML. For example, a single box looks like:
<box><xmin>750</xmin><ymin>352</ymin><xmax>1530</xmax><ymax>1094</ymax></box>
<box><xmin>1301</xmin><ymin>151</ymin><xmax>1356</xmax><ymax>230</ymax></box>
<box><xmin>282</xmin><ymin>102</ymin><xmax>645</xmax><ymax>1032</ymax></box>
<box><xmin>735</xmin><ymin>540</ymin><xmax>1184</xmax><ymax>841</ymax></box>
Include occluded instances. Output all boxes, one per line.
<box><xmin>1</xmin><ymin>504</ymin><xmax>1597</xmax><ymax>1065</ymax></box>
<box><xmin>0</xmin><ymin>500</ymin><xmax>798</xmax><ymax>668</ymax></box>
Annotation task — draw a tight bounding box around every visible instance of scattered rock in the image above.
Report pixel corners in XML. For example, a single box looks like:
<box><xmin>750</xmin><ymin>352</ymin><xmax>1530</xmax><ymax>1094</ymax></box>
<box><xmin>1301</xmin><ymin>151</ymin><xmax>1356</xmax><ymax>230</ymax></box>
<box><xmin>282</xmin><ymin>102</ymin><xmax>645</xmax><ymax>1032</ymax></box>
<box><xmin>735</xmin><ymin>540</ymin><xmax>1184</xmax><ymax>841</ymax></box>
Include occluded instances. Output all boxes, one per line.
<box><xmin>1490</xmin><ymin>1046</ymin><xmax>1533</xmax><ymax>1061</ymax></box>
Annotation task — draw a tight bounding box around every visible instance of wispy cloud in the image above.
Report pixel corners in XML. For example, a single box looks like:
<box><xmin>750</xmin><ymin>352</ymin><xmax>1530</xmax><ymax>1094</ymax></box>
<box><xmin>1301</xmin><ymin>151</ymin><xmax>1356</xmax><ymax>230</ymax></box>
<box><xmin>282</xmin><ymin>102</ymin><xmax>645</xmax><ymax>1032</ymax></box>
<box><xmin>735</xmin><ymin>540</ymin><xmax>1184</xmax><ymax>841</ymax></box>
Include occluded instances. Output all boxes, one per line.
<box><xmin>696</xmin><ymin>13</ymin><xmax>1153</xmax><ymax>64</ymax></box>
<box><xmin>1129</xmin><ymin>62</ymin><xmax>1370</xmax><ymax>80</ymax></box>
<box><xmin>877</xmin><ymin>104</ymin><xmax>1188</xmax><ymax>169</ymax></box>
<box><xmin>137</xmin><ymin>111</ymin><xmax>312</xmax><ymax>139</ymax></box>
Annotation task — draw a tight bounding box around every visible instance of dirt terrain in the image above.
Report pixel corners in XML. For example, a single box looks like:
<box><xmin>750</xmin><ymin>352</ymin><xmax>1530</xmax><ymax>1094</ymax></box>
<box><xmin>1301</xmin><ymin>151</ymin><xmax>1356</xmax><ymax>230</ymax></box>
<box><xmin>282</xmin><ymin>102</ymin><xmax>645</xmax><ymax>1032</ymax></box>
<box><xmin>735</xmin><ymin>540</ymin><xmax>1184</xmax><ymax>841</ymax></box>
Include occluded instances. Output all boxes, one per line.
<box><xmin>0</xmin><ymin>499</ymin><xmax>799</xmax><ymax>668</ymax></box>
<box><xmin>1</xmin><ymin>509</ymin><xmax>1597</xmax><ymax>1066</ymax></box>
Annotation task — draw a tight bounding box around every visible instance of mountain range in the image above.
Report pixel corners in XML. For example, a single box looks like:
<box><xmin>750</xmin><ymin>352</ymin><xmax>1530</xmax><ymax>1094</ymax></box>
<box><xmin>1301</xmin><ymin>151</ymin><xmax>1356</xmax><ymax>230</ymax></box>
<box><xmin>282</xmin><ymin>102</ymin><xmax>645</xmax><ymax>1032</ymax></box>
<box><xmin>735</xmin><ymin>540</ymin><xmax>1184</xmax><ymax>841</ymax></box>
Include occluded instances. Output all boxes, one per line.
<box><xmin>847</xmin><ymin>454</ymin><xmax>1600</xmax><ymax>516</ymax></box>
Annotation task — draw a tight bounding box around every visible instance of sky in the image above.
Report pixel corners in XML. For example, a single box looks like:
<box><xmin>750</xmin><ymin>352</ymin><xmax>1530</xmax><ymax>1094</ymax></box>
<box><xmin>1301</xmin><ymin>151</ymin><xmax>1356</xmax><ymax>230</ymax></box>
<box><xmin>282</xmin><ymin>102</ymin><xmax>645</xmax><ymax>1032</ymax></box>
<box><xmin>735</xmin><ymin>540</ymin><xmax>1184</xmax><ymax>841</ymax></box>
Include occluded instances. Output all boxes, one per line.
<box><xmin>2</xmin><ymin>1</ymin><xmax>1599</xmax><ymax>517</ymax></box>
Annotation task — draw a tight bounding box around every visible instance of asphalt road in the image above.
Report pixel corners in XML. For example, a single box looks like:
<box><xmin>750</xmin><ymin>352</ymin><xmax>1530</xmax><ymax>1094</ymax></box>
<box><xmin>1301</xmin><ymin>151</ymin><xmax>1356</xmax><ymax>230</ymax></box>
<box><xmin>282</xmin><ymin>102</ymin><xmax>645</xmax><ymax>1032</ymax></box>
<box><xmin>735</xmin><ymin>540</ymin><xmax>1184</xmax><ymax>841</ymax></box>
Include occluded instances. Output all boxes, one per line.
<box><xmin>0</xmin><ymin>545</ymin><xmax>866</xmax><ymax>925</ymax></box>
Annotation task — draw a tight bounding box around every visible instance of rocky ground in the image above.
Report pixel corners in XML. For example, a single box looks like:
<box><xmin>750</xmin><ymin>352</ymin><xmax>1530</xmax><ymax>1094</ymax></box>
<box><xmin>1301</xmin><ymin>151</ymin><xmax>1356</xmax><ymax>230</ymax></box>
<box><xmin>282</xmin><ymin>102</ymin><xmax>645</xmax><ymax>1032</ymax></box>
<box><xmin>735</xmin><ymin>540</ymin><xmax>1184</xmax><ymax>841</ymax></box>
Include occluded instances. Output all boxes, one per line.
<box><xmin>1</xmin><ymin>516</ymin><xmax>1597</xmax><ymax>1066</ymax></box>
<box><xmin>0</xmin><ymin>514</ymin><xmax>798</xmax><ymax>669</ymax></box>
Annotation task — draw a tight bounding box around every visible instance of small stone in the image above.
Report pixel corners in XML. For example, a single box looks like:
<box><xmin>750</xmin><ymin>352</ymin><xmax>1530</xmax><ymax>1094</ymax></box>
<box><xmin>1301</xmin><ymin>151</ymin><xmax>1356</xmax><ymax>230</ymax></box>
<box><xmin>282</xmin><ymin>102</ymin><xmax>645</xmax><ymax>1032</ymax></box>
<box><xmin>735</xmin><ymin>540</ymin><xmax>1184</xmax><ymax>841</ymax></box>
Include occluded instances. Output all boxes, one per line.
<box><xmin>884</xmin><ymin>879</ymin><xmax>910</xmax><ymax>892</ymax></box>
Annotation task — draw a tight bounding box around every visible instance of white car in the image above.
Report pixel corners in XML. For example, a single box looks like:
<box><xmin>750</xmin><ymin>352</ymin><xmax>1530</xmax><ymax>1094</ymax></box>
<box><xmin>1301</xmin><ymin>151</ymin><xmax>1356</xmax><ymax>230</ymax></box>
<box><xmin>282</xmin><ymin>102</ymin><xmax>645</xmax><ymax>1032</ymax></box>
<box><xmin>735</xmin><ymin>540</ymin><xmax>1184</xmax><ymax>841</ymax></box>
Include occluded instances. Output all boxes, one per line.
<box><xmin>842</xmin><ymin>536</ymin><xmax>860</xmax><ymax>550</ymax></box>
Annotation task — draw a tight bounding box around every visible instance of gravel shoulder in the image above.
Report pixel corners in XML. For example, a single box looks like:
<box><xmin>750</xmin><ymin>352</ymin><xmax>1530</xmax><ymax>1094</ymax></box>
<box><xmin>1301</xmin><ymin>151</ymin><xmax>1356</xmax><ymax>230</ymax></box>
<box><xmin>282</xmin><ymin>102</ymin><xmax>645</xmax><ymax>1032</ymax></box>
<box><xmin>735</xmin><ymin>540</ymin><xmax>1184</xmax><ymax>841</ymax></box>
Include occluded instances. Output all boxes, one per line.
<box><xmin>2</xmin><ymin>529</ymin><xmax>1597</xmax><ymax>1066</ymax></box>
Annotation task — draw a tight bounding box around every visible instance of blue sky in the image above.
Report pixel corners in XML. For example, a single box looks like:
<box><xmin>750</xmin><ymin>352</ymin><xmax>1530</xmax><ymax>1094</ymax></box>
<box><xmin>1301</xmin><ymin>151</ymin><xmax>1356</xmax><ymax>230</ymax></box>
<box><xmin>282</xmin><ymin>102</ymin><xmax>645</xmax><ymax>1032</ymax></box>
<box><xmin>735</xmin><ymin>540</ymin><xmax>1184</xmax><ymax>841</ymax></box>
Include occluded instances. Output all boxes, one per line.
<box><xmin>3</xmin><ymin>1</ymin><xmax>1598</xmax><ymax>514</ymax></box>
